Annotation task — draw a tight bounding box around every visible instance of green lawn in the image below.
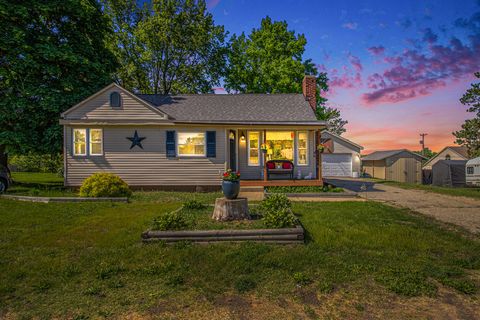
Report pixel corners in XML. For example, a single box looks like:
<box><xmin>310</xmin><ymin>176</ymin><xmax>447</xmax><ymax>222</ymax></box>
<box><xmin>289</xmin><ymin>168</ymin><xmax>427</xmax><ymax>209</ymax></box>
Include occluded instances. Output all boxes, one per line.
<box><xmin>8</xmin><ymin>172</ymin><xmax>75</xmax><ymax>197</ymax></box>
<box><xmin>380</xmin><ymin>180</ymin><xmax>480</xmax><ymax>200</ymax></box>
<box><xmin>1</xmin><ymin>173</ymin><xmax>480</xmax><ymax>318</ymax></box>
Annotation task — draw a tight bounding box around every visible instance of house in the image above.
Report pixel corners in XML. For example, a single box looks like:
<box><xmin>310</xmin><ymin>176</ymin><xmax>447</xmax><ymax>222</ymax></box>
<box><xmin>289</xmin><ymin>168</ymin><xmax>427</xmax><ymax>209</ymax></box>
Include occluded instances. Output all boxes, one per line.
<box><xmin>422</xmin><ymin>146</ymin><xmax>469</xmax><ymax>170</ymax></box>
<box><xmin>466</xmin><ymin>157</ymin><xmax>480</xmax><ymax>186</ymax></box>
<box><xmin>60</xmin><ymin>76</ymin><xmax>327</xmax><ymax>189</ymax></box>
<box><xmin>431</xmin><ymin>160</ymin><xmax>467</xmax><ymax>187</ymax></box>
<box><xmin>362</xmin><ymin>149</ymin><xmax>426</xmax><ymax>183</ymax></box>
<box><xmin>320</xmin><ymin>131</ymin><xmax>363</xmax><ymax>177</ymax></box>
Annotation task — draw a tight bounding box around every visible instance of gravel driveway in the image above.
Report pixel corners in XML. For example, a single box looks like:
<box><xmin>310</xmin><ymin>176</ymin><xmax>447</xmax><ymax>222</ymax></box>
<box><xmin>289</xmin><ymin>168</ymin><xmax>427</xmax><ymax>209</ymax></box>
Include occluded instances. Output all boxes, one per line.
<box><xmin>326</xmin><ymin>178</ymin><xmax>480</xmax><ymax>234</ymax></box>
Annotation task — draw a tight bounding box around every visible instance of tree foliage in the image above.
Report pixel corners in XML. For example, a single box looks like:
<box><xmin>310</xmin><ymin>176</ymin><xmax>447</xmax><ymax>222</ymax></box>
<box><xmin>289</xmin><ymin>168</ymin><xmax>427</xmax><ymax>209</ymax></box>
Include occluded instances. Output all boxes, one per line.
<box><xmin>105</xmin><ymin>0</ymin><xmax>227</xmax><ymax>94</ymax></box>
<box><xmin>225</xmin><ymin>16</ymin><xmax>347</xmax><ymax>134</ymax></box>
<box><xmin>453</xmin><ymin>72</ymin><xmax>480</xmax><ymax>158</ymax></box>
<box><xmin>0</xmin><ymin>0</ymin><xmax>117</xmax><ymax>155</ymax></box>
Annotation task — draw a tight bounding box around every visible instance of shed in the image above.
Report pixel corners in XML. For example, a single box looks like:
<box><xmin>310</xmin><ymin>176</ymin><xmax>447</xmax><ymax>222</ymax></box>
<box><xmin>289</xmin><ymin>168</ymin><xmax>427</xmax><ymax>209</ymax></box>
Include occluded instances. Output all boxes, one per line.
<box><xmin>466</xmin><ymin>156</ymin><xmax>480</xmax><ymax>186</ymax></box>
<box><xmin>432</xmin><ymin>160</ymin><xmax>467</xmax><ymax>187</ymax></box>
<box><xmin>362</xmin><ymin>149</ymin><xmax>426</xmax><ymax>183</ymax></box>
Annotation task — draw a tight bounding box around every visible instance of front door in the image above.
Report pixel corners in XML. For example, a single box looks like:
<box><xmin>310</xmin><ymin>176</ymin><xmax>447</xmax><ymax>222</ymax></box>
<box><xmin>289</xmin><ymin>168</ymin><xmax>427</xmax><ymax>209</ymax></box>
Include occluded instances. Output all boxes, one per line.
<box><xmin>229</xmin><ymin>130</ymin><xmax>237</xmax><ymax>171</ymax></box>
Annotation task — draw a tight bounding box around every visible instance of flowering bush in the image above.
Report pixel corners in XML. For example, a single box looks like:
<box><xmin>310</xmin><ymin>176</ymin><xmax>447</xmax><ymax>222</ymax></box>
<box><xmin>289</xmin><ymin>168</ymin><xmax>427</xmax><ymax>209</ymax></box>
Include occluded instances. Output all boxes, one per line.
<box><xmin>222</xmin><ymin>169</ymin><xmax>240</xmax><ymax>181</ymax></box>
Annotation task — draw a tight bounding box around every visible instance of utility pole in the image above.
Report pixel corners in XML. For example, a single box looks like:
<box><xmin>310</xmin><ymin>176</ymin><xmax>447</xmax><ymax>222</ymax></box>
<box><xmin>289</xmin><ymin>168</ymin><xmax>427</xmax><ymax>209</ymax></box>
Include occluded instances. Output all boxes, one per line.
<box><xmin>419</xmin><ymin>133</ymin><xmax>428</xmax><ymax>155</ymax></box>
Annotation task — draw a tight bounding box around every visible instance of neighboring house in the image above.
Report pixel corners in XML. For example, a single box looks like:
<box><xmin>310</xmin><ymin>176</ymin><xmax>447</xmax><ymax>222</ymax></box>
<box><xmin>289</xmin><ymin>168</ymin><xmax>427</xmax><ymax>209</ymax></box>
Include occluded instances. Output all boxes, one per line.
<box><xmin>60</xmin><ymin>76</ymin><xmax>327</xmax><ymax>188</ymax></box>
<box><xmin>320</xmin><ymin>131</ymin><xmax>363</xmax><ymax>177</ymax></box>
<box><xmin>422</xmin><ymin>146</ymin><xmax>469</xmax><ymax>170</ymax></box>
<box><xmin>362</xmin><ymin>149</ymin><xmax>426</xmax><ymax>183</ymax></box>
<box><xmin>466</xmin><ymin>157</ymin><xmax>480</xmax><ymax>186</ymax></box>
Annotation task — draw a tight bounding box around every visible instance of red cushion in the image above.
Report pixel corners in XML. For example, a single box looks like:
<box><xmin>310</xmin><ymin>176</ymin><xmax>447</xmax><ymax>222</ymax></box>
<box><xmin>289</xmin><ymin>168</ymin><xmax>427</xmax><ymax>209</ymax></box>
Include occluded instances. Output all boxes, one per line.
<box><xmin>267</xmin><ymin>162</ymin><xmax>275</xmax><ymax>169</ymax></box>
<box><xmin>282</xmin><ymin>162</ymin><xmax>293</xmax><ymax>169</ymax></box>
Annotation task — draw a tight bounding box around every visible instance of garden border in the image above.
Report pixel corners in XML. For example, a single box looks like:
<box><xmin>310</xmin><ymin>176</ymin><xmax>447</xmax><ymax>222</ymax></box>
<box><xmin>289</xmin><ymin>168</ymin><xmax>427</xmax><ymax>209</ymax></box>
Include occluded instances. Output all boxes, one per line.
<box><xmin>264</xmin><ymin>191</ymin><xmax>358</xmax><ymax>198</ymax></box>
<box><xmin>0</xmin><ymin>194</ymin><xmax>128</xmax><ymax>203</ymax></box>
<box><xmin>142</xmin><ymin>225</ymin><xmax>305</xmax><ymax>244</ymax></box>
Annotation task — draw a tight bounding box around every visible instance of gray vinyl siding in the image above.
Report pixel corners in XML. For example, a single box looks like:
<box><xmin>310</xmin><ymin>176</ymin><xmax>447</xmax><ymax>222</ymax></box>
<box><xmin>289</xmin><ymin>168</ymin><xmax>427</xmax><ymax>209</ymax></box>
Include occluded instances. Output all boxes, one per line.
<box><xmin>65</xmin><ymin>87</ymin><xmax>166</xmax><ymax>120</ymax></box>
<box><xmin>65</xmin><ymin>126</ymin><xmax>226</xmax><ymax>186</ymax></box>
<box><xmin>238</xmin><ymin>130</ymin><xmax>316</xmax><ymax>180</ymax></box>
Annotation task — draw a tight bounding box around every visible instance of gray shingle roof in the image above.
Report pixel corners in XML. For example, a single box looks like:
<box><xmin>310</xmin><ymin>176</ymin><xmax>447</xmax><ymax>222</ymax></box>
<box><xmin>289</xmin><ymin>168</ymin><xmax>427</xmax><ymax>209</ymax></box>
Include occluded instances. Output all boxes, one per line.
<box><xmin>136</xmin><ymin>94</ymin><xmax>320</xmax><ymax>123</ymax></box>
<box><xmin>362</xmin><ymin>149</ymin><xmax>426</xmax><ymax>161</ymax></box>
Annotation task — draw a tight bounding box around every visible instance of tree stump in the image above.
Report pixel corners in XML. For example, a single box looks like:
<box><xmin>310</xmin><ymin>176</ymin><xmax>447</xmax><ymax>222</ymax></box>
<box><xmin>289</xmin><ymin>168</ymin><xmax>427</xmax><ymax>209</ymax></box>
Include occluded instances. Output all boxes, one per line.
<box><xmin>212</xmin><ymin>198</ymin><xmax>250</xmax><ymax>221</ymax></box>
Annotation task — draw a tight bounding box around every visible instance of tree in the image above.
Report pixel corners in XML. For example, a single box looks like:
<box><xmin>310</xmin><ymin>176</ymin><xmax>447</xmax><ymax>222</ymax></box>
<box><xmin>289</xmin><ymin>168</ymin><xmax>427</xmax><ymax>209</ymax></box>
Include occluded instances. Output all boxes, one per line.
<box><xmin>0</xmin><ymin>0</ymin><xmax>117</xmax><ymax>157</ymax></box>
<box><xmin>453</xmin><ymin>72</ymin><xmax>480</xmax><ymax>158</ymax></box>
<box><xmin>414</xmin><ymin>148</ymin><xmax>437</xmax><ymax>160</ymax></box>
<box><xmin>105</xmin><ymin>0</ymin><xmax>227</xmax><ymax>94</ymax></box>
<box><xmin>225</xmin><ymin>17</ymin><xmax>348</xmax><ymax>134</ymax></box>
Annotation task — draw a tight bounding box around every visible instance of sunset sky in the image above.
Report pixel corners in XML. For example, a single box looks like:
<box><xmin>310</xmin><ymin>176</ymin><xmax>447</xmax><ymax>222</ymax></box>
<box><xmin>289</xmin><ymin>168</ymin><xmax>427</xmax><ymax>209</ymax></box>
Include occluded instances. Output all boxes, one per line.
<box><xmin>206</xmin><ymin>0</ymin><xmax>480</xmax><ymax>154</ymax></box>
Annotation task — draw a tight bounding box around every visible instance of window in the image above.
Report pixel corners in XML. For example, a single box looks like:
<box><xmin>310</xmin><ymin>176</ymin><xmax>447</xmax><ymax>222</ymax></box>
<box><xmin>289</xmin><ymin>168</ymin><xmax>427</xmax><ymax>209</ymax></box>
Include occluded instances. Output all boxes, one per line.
<box><xmin>248</xmin><ymin>131</ymin><xmax>260</xmax><ymax>165</ymax></box>
<box><xmin>110</xmin><ymin>92</ymin><xmax>121</xmax><ymax>108</ymax></box>
<box><xmin>445</xmin><ymin>154</ymin><xmax>451</xmax><ymax>160</ymax></box>
<box><xmin>177</xmin><ymin>132</ymin><xmax>205</xmax><ymax>156</ymax></box>
<box><xmin>73</xmin><ymin>129</ymin><xmax>87</xmax><ymax>156</ymax></box>
<box><xmin>265</xmin><ymin>131</ymin><xmax>294</xmax><ymax>161</ymax></box>
<box><xmin>89</xmin><ymin>129</ymin><xmax>103</xmax><ymax>155</ymax></box>
<box><xmin>467</xmin><ymin>166</ymin><xmax>474</xmax><ymax>174</ymax></box>
<box><xmin>297</xmin><ymin>131</ymin><xmax>308</xmax><ymax>165</ymax></box>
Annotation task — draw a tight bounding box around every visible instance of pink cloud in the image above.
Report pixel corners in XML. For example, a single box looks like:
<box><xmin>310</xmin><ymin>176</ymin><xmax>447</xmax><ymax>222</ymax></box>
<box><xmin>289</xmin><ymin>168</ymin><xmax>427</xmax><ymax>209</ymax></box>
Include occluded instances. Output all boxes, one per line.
<box><xmin>367</xmin><ymin>46</ymin><xmax>385</xmax><ymax>56</ymax></box>
<box><xmin>342</xmin><ymin>22</ymin><xmax>358</xmax><ymax>30</ymax></box>
<box><xmin>362</xmin><ymin>20</ymin><xmax>480</xmax><ymax>105</ymax></box>
<box><xmin>318</xmin><ymin>54</ymin><xmax>363</xmax><ymax>93</ymax></box>
<box><xmin>206</xmin><ymin>0</ymin><xmax>221</xmax><ymax>9</ymax></box>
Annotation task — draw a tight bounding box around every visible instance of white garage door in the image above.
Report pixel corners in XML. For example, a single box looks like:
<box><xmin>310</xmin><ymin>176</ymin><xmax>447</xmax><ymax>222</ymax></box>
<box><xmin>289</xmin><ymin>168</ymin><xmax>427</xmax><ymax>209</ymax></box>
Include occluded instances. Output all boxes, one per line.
<box><xmin>322</xmin><ymin>154</ymin><xmax>352</xmax><ymax>177</ymax></box>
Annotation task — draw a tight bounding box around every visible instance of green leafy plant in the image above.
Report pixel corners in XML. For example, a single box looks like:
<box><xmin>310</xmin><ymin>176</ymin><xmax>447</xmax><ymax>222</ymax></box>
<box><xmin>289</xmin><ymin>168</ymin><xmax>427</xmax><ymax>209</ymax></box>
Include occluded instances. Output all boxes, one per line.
<box><xmin>9</xmin><ymin>153</ymin><xmax>63</xmax><ymax>173</ymax></box>
<box><xmin>293</xmin><ymin>272</ymin><xmax>312</xmax><ymax>286</ymax></box>
<box><xmin>259</xmin><ymin>194</ymin><xmax>297</xmax><ymax>228</ymax></box>
<box><xmin>152</xmin><ymin>210</ymin><xmax>189</xmax><ymax>231</ymax></box>
<box><xmin>183</xmin><ymin>199</ymin><xmax>207</xmax><ymax>210</ymax></box>
<box><xmin>79</xmin><ymin>173</ymin><xmax>131</xmax><ymax>198</ymax></box>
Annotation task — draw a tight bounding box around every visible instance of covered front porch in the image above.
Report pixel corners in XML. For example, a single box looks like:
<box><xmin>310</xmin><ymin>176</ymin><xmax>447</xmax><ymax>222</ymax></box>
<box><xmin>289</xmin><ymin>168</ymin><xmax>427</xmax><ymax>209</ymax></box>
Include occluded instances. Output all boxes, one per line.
<box><xmin>225</xmin><ymin>125</ymin><xmax>325</xmax><ymax>185</ymax></box>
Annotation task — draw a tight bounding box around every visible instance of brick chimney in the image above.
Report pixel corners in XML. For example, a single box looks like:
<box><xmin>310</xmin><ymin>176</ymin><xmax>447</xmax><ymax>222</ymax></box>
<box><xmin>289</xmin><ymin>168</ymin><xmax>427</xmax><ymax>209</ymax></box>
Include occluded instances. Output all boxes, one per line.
<box><xmin>302</xmin><ymin>75</ymin><xmax>317</xmax><ymax>111</ymax></box>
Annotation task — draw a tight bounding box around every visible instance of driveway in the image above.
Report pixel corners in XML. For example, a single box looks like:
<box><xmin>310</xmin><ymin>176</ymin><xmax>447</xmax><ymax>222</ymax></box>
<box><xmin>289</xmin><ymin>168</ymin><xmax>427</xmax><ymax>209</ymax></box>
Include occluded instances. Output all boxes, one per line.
<box><xmin>326</xmin><ymin>178</ymin><xmax>480</xmax><ymax>234</ymax></box>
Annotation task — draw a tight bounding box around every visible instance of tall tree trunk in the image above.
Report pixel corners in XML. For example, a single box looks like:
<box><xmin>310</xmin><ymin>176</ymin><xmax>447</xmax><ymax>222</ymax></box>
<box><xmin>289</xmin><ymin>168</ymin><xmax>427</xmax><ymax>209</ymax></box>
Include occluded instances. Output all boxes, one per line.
<box><xmin>0</xmin><ymin>144</ymin><xmax>7</xmax><ymax>168</ymax></box>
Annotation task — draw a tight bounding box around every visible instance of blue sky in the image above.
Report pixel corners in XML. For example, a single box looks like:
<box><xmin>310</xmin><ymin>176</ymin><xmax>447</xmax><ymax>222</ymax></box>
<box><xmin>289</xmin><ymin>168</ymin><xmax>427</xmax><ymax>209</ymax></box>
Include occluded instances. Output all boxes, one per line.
<box><xmin>207</xmin><ymin>0</ymin><xmax>480</xmax><ymax>152</ymax></box>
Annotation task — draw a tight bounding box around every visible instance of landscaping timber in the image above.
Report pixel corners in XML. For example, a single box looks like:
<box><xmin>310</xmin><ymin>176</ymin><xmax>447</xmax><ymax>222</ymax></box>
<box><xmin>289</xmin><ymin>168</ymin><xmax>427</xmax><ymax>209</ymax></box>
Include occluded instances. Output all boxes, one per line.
<box><xmin>142</xmin><ymin>225</ymin><xmax>304</xmax><ymax>244</ymax></box>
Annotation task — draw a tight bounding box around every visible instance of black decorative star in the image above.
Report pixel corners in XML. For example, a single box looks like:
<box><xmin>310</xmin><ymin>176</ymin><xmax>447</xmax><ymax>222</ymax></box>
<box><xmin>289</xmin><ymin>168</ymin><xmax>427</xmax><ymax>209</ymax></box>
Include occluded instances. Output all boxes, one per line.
<box><xmin>127</xmin><ymin>130</ymin><xmax>146</xmax><ymax>149</ymax></box>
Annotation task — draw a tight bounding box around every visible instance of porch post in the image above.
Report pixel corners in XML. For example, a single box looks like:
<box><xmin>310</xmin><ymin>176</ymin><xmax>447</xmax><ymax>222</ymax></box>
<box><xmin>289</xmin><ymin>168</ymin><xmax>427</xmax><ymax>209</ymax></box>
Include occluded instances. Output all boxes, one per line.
<box><xmin>316</xmin><ymin>129</ymin><xmax>323</xmax><ymax>182</ymax></box>
<box><xmin>263</xmin><ymin>130</ymin><xmax>267</xmax><ymax>181</ymax></box>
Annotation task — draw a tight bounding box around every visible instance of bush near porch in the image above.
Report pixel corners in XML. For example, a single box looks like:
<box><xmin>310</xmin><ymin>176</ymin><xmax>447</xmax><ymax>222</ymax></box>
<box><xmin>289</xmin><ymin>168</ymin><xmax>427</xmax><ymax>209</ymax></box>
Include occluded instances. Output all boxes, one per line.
<box><xmin>1</xmin><ymin>173</ymin><xmax>480</xmax><ymax>318</ymax></box>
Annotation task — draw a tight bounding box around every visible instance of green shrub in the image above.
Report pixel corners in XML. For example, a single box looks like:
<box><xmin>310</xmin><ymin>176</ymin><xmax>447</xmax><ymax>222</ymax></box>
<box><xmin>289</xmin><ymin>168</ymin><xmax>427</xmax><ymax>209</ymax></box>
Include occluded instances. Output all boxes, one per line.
<box><xmin>293</xmin><ymin>272</ymin><xmax>312</xmax><ymax>286</ymax></box>
<box><xmin>9</xmin><ymin>153</ymin><xmax>63</xmax><ymax>174</ymax></box>
<box><xmin>183</xmin><ymin>199</ymin><xmax>207</xmax><ymax>210</ymax></box>
<box><xmin>234</xmin><ymin>276</ymin><xmax>256</xmax><ymax>293</ymax></box>
<box><xmin>152</xmin><ymin>210</ymin><xmax>189</xmax><ymax>231</ymax></box>
<box><xmin>259</xmin><ymin>194</ymin><xmax>297</xmax><ymax>228</ymax></box>
<box><xmin>79</xmin><ymin>173</ymin><xmax>131</xmax><ymax>198</ymax></box>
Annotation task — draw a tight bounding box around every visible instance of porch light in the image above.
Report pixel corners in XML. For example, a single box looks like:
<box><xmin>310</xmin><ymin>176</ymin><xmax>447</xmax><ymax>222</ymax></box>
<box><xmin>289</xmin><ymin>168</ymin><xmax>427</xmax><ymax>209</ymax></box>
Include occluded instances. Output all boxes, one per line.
<box><xmin>240</xmin><ymin>133</ymin><xmax>246</xmax><ymax>142</ymax></box>
<box><xmin>229</xmin><ymin>131</ymin><xmax>235</xmax><ymax>140</ymax></box>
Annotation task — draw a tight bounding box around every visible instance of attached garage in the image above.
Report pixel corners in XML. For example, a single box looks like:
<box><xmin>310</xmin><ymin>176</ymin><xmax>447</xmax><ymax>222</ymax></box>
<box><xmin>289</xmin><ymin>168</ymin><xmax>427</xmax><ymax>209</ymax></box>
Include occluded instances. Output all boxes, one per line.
<box><xmin>321</xmin><ymin>131</ymin><xmax>363</xmax><ymax>177</ymax></box>
<box><xmin>362</xmin><ymin>149</ymin><xmax>426</xmax><ymax>183</ymax></box>
<box><xmin>322</xmin><ymin>154</ymin><xmax>352</xmax><ymax>177</ymax></box>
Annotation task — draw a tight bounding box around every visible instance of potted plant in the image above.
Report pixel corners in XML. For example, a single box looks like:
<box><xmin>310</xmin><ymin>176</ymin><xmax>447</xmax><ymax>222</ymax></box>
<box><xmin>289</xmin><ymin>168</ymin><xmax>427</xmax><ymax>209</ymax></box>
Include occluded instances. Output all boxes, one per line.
<box><xmin>317</xmin><ymin>143</ymin><xmax>326</xmax><ymax>153</ymax></box>
<box><xmin>222</xmin><ymin>169</ymin><xmax>241</xmax><ymax>199</ymax></box>
<box><xmin>260</xmin><ymin>143</ymin><xmax>268</xmax><ymax>153</ymax></box>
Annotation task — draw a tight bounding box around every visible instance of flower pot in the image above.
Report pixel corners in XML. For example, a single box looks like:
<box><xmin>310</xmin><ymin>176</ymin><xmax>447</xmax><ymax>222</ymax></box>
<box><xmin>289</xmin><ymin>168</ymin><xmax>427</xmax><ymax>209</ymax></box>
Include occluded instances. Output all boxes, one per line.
<box><xmin>222</xmin><ymin>180</ymin><xmax>240</xmax><ymax>200</ymax></box>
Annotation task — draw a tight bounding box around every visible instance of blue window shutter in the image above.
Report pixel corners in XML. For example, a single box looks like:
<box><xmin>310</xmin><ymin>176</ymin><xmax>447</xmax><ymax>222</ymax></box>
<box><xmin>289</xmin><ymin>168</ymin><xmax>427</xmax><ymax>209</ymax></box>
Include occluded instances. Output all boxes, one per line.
<box><xmin>166</xmin><ymin>131</ymin><xmax>176</xmax><ymax>157</ymax></box>
<box><xmin>206</xmin><ymin>131</ymin><xmax>216</xmax><ymax>157</ymax></box>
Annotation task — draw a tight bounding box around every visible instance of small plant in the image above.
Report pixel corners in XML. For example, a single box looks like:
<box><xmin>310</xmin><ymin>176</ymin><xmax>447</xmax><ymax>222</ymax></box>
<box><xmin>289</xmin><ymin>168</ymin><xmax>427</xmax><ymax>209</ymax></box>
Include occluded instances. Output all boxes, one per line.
<box><xmin>79</xmin><ymin>172</ymin><xmax>132</xmax><ymax>198</ymax></box>
<box><xmin>293</xmin><ymin>272</ymin><xmax>312</xmax><ymax>286</ymax></box>
<box><xmin>152</xmin><ymin>210</ymin><xmax>189</xmax><ymax>231</ymax></box>
<box><xmin>222</xmin><ymin>169</ymin><xmax>240</xmax><ymax>181</ymax></box>
<box><xmin>183</xmin><ymin>199</ymin><xmax>207</xmax><ymax>210</ymax></box>
<box><xmin>234</xmin><ymin>276</ymin><xmax>256</xmax><ymax>293</ymax></box>
<box><xmin>259</xmin><ymin>194</ymin><xmax>297</xmax><ymax>228</ymax></box>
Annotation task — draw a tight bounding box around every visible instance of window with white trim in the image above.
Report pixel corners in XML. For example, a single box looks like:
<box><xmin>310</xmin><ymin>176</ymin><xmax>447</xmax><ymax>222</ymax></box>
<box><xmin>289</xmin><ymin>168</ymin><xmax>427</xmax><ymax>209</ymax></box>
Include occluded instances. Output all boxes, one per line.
<box><xmin>73</xmin><ymin>129</ymin><xmax>87</xmax><ymax>156</ymax></box>
<box><xmin>467</xmin><ymin>166</ymin><xmax>474</xmax><ymax>174</ymax></box>
<box><xmin>248</xmin><ymin>131</ymin><xmax>260</xmax><ymax>166</ymax></box>
<box><xmin>297</xmin><ymin>131</ymin><xmax>308</xmax><ymax>165</ymax></box>
<box><xmin>177</xmin><ymin>132</ymin><xmax>205</xmax><ymax>156</ymax></box>
<box><xmin>89</xmin><ymin>129</ymin><xmax>103</xmax><ymax>155</ymax></box>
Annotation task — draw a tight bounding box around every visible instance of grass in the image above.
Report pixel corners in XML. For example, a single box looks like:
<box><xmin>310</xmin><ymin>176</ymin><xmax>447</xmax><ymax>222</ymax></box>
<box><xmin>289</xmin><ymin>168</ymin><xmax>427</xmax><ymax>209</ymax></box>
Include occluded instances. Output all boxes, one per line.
<box><xmin>1</xmin><ymin>173</ymin><xmax>480</xmax><ymax>318</ymax></box>
<box><xmin>8</xmin><ymin>172</ymin><xmax>76</xmax><ymax>197</ymax></box>
<box><xmin>379</xmin><ymin>180</ymin><xmax>480</xmax><ymax>200</ymax></box>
